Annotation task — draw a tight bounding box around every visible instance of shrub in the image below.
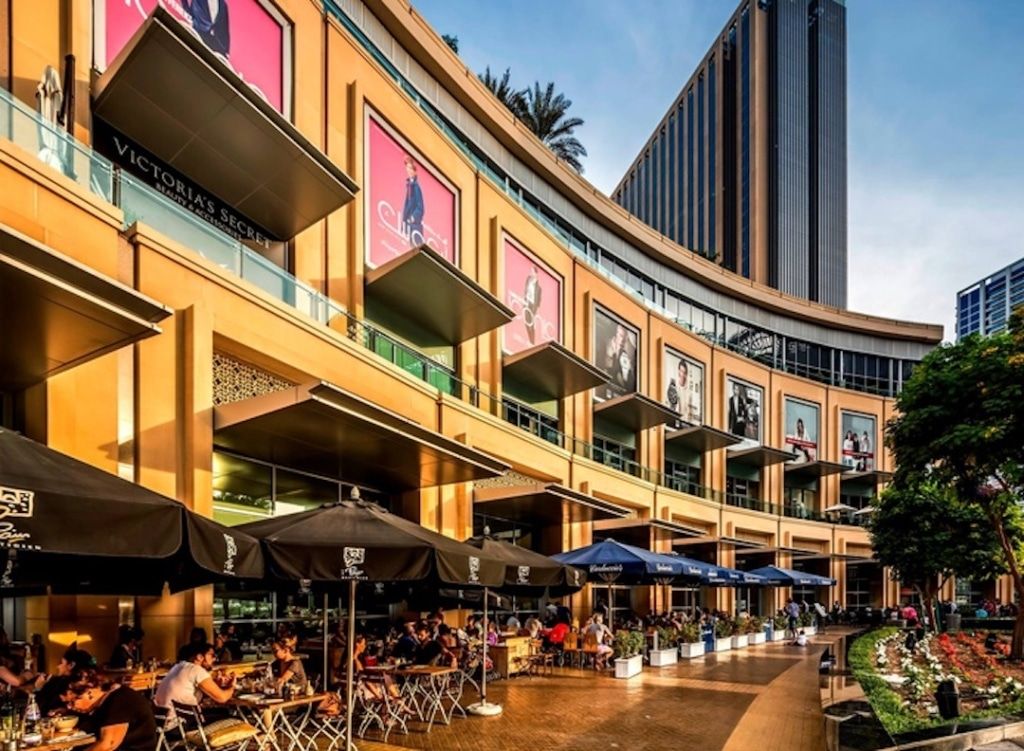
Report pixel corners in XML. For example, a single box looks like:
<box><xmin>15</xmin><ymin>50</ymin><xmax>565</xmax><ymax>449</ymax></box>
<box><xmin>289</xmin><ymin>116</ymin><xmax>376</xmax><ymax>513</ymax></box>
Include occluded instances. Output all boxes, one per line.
<box><xmin>773</xmin><ymin>613</ymin><xmax>789</xmax><ymax>630</ymax></box>
<box><xmin>679</xmin><ymin>622</ymin><xmax>701</xmax><ymax>643</ymax></box>
<box><xmin>612</xmin><ymin>630</ymin><xmax>644</xmax><ymax>659</ymax></box>
<box><xmin>798</xmin><ymin>611</ymin><xmax>814</xmax><ymax>627</ymax></box>
<box><xmin>714</xmin><ymin>619</ymin><xmax>734</xmax><ymax>639</ymax></box>
<box><xmin>655</xmin><ymin>626</ymin><xmax>678</xmax><ymax>648</ymax></box>
<box><xmin>746</xmin><ymin>616</ymin><xmax>764</xmax><ymax>634</ymax></box>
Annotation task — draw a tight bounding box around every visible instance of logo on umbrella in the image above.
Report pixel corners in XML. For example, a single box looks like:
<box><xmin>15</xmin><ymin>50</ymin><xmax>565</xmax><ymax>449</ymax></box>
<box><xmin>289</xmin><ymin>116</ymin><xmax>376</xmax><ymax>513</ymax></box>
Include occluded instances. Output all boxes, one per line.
<box><xmin>342</xmin><ymin>547</ymin><xmax>367</xmax><ymax>580</ymax></box>
<box><xmin>0</xmin><ymin>486</ymin><xmax>34</xmax><ymax>547</ymax></box>
<box><xmin>516</xmin><ymin>565</ymin><xmax>531</xmax><ymax>585</ymax></box>
<box><xmin>572</xmin><ymin>569</ymin><xmax>581</xmax><ymax>586</ymax></box>
<box><xmin>222</xmin><ymin>533</ymin><xmax>237</xmax><ymax>575</ymax></box>
<box><xmin>468</xmin><ymin>555</ymin><xmax>481</xmax><ymax>584</ymax></box>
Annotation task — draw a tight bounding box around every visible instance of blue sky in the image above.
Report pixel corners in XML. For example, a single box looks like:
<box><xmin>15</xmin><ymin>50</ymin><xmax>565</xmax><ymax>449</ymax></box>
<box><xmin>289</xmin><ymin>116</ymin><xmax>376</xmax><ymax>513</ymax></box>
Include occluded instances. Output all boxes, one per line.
<box><xmin>411</xmin><ymin>0</ymin><xmax>1024</xmax><ymax>339</ymax></box>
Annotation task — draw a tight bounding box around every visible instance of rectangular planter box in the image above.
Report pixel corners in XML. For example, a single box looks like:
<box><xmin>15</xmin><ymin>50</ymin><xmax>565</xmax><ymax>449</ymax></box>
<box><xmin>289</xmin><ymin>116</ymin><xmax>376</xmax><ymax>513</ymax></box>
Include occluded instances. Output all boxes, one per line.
<box><xmin>649</xmin><ymin>647</ymin><xmax>678</xmax><ymax>667</ymax></box>
<box><xmin>749</xmin><ymin>632</ymin><xmax>766</xmax><ymax>645</ymax></box>
<box><xmin>731</xmin><ymin>634</ymin><xmax>749</xmax><ymax>649</ymax></box>
<box><xmin>805</xmin><ymin>626</ymin><xmax>816</xmax><ymax>636</ymax></box>
<box><xmin>715</xmin><ymin>637</ymin><xmax>733</xmax><ymax>652</ymax></box>
<box><xmin>614</xmin><ymin>654</ymin><xmax>643</xmax><ymax>679</ymax></box>
<box><xmin>679</xmin><ymin>642</ymin><xmax>705</xmax><ymax>659</ymax></box>
<box><xmin>772</xmin><ymin>630</ymin><xmax>788</xmax><ymax>642</ymax></box>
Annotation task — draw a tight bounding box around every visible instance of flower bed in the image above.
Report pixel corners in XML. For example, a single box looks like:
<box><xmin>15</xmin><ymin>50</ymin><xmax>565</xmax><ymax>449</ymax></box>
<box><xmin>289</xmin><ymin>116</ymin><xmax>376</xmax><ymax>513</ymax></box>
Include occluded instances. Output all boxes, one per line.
<box><xmin>851</xmin><ymin>628</ymin><xmax>1024</xmax><ymax>735</ymax></box>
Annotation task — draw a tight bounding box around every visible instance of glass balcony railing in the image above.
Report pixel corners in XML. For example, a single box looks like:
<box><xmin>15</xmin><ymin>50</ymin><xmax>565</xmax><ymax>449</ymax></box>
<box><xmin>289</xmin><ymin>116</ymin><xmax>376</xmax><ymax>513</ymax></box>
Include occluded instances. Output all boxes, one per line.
<box><xmin>501</xmin><ymin>397</ymin><xmax>565</xmax><ymax>449</ymax></box>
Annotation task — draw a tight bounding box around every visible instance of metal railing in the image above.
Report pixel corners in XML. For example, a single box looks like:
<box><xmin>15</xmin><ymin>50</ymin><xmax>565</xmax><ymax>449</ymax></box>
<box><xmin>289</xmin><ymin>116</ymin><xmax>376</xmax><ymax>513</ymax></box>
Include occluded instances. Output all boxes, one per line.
<box><xmin>501</xmin><ymin>397</ymin><xmax>565</xmax><ymax>448</ymax></box>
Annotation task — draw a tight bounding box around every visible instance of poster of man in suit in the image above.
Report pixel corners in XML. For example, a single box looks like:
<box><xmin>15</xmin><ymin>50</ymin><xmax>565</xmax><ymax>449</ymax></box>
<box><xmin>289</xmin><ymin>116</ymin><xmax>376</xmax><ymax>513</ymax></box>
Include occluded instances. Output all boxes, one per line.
<box><xmin>503</xmin><ymin>239</ymin><xmax>561</xmax><ymax>355</ymax></box>
<box><xmin>726</xmin><ymin>376</ymin><xmax>762</xmax><ymax>449</ymax></box>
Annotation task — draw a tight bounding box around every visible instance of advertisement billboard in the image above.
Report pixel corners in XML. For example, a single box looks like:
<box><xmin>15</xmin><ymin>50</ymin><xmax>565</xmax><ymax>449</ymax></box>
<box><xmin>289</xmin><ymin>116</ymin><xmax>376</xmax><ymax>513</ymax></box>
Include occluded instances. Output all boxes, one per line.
<box><xmin>98</xmin><ymin>0</ymin><xmax>290</xmax><ymax>114</ymax></box>
<box><xmin>593</xmin><ymin>306</ymin><xmax>639</xmax><ymax>400</ymax></box>
<box><xmin>366</xmin><ymin>114</ymin><xmax>458</xmax><ymax>269</ymax></box>
<box><xmin>784</xmin><ymin>397</ymin><xmax>819</xmax><ymax>463</ymax></box>
<box><xmin>841</xmin><ymin>412</ymin><xmax>877</xmax><ymax>471</ymax></box>
<box><xmin>725</xmin><ymin>376</ymin><xmax>763</xmax><ymax>448</ymax></box>
<box><xmin>502</xmin><ymin>239</ymin><xmax>561</xmax><ymax>355</ymax></box>
<box><xmin>663</xmin><ymin>348</ymin><xmax>704</xmax><ymax>424</ymax></box>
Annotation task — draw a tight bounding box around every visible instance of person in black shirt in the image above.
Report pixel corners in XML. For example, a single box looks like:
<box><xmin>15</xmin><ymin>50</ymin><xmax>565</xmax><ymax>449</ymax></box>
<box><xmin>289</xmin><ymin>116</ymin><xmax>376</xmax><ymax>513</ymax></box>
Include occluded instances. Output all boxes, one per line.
<box><xmin>66</xmin><ymin>669</ymin><xmax>157</xmax><ymax>751</ymax></box>
<box><xmin>35</xmin><ymin>646</ymin><xmax>93</xmax><ymax>715</ymax></box>
<box><xmin>412</xmin><ymin>624</ymin><xmax>452</xmax><ymax>667</ymax></box>
<box><xmin>108</xmin><ymin>626</ymin><xmax>144</xmax><ymax>669</ymax></box>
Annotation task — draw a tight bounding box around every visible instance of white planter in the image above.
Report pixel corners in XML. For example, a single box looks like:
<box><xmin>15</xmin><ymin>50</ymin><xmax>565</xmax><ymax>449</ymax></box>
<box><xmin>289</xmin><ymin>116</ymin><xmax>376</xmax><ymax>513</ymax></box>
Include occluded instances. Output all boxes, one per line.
<box><xmin>749</xmin><ymin>632</ymin><xmax>766</xmax><ymax>645</ymax></box>
<box><xmin>731</xmin><ymin>634</ymin><xmax>749</xmax><ymax>649</ymax></box>
<box><xmin>649</xmin><ymin>647</ymin><xmax>678</xmax><ymax>667</ymax></box>
<box><xmin>771</xmin><ymin>629</ymin><xmax>788</xmax><ymax>642</ymax></box>
<box><xmin>679</xmin><ymin>642</ymin><xmax>705</xmax><ymax>659</ymax></box>
<box><xmin>804</xmin><ymin>626</ymin><xmax>816</xmax><ymax>636</ymax></box>
<box><xmin>614</xmin><ymin>654</ymin><xmax>643</xmax><ymax>679</ymax></box>
<box><xmin>715</xmin><ymin>637</ymin><xmax>733</xmax><ymax>652</ymax></box>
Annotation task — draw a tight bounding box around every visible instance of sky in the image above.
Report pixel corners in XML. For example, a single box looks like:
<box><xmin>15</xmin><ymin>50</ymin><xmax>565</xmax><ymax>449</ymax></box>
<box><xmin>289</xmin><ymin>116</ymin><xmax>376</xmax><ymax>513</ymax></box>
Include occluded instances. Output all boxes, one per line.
<box><xmin>411</xmin><ymin>0</ymin><xmax>1024</xmax><ymax>340</ymax></box>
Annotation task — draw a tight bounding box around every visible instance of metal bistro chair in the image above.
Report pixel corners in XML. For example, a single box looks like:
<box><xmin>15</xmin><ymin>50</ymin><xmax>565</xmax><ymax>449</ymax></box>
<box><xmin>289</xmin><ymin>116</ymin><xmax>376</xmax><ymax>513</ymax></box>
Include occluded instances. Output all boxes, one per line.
<box><xmin>153</xmin><ymin>704</ymin><xmax>183</xmax><ymax>751</ymax></box>
<box><xmin>355</xmin><ymin>674</ymin><xmax>407</xmax><ymax>743</ymax></box>
<box><xmin>526</xmin><ymin>639</ymin><xmax>554</xmax><ymax>676</ymax></box>
<box><xmin>171</xmin><ymin>701</ymin><xmax>259</xmax><ymax>751</ymax></box>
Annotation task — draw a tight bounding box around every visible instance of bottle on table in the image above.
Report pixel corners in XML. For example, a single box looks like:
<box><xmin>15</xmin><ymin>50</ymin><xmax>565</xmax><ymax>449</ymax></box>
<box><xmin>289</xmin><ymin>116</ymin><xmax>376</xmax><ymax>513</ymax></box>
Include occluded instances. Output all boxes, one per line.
<box><xmin>0</xmin><ymin>689</ymin><xmax>15</xmax><ymax>741</ymax></box>
<box><xmin>24</xmin><ymin>693</ymin><xmax>40</xmax><ymax>735</ymax></box>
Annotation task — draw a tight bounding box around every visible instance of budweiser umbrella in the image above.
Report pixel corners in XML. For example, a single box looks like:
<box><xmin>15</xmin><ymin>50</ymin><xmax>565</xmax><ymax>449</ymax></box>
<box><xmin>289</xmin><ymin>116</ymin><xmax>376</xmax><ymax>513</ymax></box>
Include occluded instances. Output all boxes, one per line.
<box><xmin>0</xmin><ymin>428</ymin><xmax>264</xmax><ymax>593</ymax></box>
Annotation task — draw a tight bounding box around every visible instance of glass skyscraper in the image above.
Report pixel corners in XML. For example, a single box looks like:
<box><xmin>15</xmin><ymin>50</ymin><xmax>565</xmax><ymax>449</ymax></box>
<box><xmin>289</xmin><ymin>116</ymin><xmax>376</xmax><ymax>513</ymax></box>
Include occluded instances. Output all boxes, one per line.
<box><xmin>612</xmin><ymin>0</ymin><xmax>848</xmax><ymax>309</ymax></box>
<box><xmin>956</xmin><ymin>257</ymin><xmax>1024</xmax><ymax>339</ymax></box>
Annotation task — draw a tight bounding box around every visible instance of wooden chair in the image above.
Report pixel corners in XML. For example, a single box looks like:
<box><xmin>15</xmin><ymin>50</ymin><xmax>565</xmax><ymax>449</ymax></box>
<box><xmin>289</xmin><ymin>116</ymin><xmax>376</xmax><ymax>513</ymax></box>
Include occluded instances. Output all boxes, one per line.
<box><xmin>581</xmin><ymin>633</ymin><xmax>600</xmax><ymax>669</ymax></box>
<box><xmin>526</xmin><ymin>639</ymin><xmax>554</xmax><ymax>676</ymax></box>
<box><xmin>560</xmin><ymin>631</ymin><xmax>582</xmax><ymax>668</ymax></box>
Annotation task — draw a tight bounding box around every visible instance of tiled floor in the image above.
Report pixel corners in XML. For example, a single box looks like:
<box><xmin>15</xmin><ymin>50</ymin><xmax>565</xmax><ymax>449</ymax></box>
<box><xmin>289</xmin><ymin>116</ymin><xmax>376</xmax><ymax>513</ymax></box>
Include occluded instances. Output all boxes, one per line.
<box><xmin>354</xmin><ymin>631</ymin><xmax>845</xmax><ymax>751</ymax></box>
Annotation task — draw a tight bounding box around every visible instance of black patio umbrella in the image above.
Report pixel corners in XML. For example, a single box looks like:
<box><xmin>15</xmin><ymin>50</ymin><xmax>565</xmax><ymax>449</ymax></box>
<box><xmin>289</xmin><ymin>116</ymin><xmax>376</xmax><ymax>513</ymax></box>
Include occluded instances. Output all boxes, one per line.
<box><xmin>239</xmin><ymin>497</ymin><xmax>505</xmax><ymax>745</ymax></box>
<box><xmin>461</xmin><ymin>535</ymin><xmax>586</xmax><ymax>716</ymax></box>
<box><xmin>0</xmin><ymin>428</ymin><xmax>264</xmax><ymax>593</ymax></box>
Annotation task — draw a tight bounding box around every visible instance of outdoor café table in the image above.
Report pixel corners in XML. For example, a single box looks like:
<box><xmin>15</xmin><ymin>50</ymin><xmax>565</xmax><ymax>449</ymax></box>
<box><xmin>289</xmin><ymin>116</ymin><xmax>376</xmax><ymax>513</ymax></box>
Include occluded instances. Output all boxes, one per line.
<box><xmin>395</xmin><ymin>665</ymin><xmax>459</xmax><ymax>731</ymax></box>
<box><xmin>25</xmin><ymin>733</ymin><xmax>95</xmax><ymax>751</ymax></box>
<box><xmin>229</xmin><ymin>692</ymin><xmax>327</xmax><ymax>751</ymax></box>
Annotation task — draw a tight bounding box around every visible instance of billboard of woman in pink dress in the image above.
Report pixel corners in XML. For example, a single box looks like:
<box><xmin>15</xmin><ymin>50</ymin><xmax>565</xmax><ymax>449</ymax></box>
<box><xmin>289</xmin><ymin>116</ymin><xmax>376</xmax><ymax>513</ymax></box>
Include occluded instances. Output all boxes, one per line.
<box><xmin>100</xmin><ymin>0</ymin><xmax>289</xmax><ymax>114</ymax></box>
<box><xmin>503</xmin><ymin>239</ymin><xmax>561</xmax><ymax>355</ymax></box>
<box><xmin>366</xmin><ymin>114</ymin><xmax>458</xmax><ymax>268</ymax></box>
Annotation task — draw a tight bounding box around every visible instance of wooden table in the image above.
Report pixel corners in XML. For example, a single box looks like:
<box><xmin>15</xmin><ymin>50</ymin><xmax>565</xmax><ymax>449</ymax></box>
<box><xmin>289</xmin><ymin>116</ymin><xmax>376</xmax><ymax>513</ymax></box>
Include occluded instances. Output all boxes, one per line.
<box><xmin>28</xmin><ymin>733</ymin><xmax>95</xmax><ymax>751</ymax></box>
<box><xmin>229</xmin><ymin>692</ymin><xmax>328</xmax><ymax>751</ymax></box>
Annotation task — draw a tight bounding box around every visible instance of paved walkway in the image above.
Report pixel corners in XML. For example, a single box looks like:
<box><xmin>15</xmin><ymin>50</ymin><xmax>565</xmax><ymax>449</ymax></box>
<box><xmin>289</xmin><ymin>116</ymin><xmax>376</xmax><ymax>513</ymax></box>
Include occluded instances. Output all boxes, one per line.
<box><xmin>356</xmin><ymin>629</ymin><xmax>847</xmax><ymax>751</ymax></box>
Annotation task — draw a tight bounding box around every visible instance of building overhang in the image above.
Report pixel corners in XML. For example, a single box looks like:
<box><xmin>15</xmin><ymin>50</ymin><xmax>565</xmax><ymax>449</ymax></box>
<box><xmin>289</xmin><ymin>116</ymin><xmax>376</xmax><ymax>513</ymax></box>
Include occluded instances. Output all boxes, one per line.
<box><xmin>665</xmin><ymin>424</ymin><xmax>742</xmax><ymax>453</ymax></box>
<box><xmin>213</xmin><ymin>381</ymin><xmax>508</xmax><ymax>492</ymax></box>
<box><xmin>593</xmin><ymin>518</ymin><xmax>706</xmax><ymax>548</ymax></box>
<box><xmin>365</xmin><ymin>245</ymin><xmax>514</xmax><ymax>345</ymax></box>
<box><xmin>841</xmin><ymin>470</ymin><xmax>894</xmax><ymax>486</ymax></box>
<box><xmin>502</xmin><ymin>342</ymin><xmax>608</xmax><ymax>400</ymax></box>
<box><xmin>726</xmin><ymin>445</ymin><xmax>798</xmax><ymax>468</ymax></box>
<box><xmin>92</xmin><ymin>7</ymin><xmax>358</xmax><ymax>240</ymax></box>
<box><xmin>784</xmin><ymin>460</ymin><xmax>850</xmax><ymax>480</ymax></box>
<box><xmin>473</xmin><ymin>483</ymin><xmax>630</xmax><ymax>525</ymax></box>
<box><xmin>593</xmin><ymin>393</ymin><xmax>678</xmax><ymax>432</ymax></box>
<box><xmin>0</xmin><ymin>224</ymin><xmax>169</xmax><ymax>390</ymax></box>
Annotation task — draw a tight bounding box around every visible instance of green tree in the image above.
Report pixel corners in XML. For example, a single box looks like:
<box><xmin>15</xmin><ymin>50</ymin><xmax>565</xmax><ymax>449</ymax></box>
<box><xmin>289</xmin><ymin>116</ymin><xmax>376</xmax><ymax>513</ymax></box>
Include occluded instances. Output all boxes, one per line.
<box><xmin>478</xmin><ymin>67</ymin><xmax>526</xmax><ymax>116</ymax></box>
<box><xmin>887</xmin><ymin>309</ymin><xmax>1024</xmax><ymax>655</ymax></box>
<box><xmin>518</xmin><ymin>81</ymin><xmax>588</xmax><ymax>173</ymax></box>
<box><xmin>441</xmin><ymin>34</ymin><xmax>459</xmax><ymax>54</ymax></box>
<box><xmin>869</xmin><ymin>478</ymin><xmax>1007</xmax><ymax>632</ymax></box>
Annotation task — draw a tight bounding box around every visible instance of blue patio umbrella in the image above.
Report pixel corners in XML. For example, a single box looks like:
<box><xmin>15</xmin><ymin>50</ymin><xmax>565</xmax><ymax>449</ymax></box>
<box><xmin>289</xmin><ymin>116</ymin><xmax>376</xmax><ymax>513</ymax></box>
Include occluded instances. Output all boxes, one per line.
<box><xmin>745</xmin><ymin>565</ymin><xmax>836</xmax><ymax>586</ymax></box>
<box><xmin>552</xmin><ymin>539</ymin><xmax>689</xmax><ymax>582</ymax></box>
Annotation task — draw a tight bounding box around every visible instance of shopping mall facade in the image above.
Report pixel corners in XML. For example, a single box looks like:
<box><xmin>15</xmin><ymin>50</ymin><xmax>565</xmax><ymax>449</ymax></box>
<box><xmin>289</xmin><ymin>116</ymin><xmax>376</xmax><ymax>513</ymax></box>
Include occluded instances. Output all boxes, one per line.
<box><xmin>0</xmin><ymin>0</ymin><xmax>987</xmax><ymax>664</ymax></box>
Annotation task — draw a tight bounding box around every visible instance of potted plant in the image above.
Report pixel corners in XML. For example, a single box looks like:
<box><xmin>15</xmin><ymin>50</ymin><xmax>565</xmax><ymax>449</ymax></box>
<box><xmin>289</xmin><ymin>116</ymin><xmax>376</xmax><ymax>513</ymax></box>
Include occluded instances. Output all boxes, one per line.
<box><xmin>798</xmin><ymin>611</ymin><xmax>816</xmax><ymax>636</ymax></box>
<box><xmin>772</xmin><ymin>613</ymin><xmax>789</xmax><ymax>641</ymax></box>
<box><xmin>678</xmin><ymin>622</ymin><xmax>705</xmax><ymax>659</ymax></box>
<box><xmin>747</xmin><ymin>616</ymin><xmax>766</xmax><ymax>645</ymax></box>
<box><xmin>613</xmin><ymin>630</ymin><xmax>645</xmax><ymax>678</ymax></box>
<box><xmin>731</xmin><ymin>617</ymin><xmax>749</xmax><ymax>649</ymax></box>
<box><xmin>714</xmin><ymin>619</ymin><xmax>734</xmax><ymax>652</ymax></box>
<box><xmin>649</xmin><ymin>626</ymin><xmax>679</xmax><ymax>667</ymax></box>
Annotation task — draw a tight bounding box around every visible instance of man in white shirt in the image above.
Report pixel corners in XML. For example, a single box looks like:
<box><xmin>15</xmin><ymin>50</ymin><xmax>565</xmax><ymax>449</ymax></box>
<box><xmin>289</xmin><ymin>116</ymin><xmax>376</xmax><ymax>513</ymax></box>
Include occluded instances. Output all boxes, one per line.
<box><xmin>155</xmin><ymin>642</ymin><xmax>236</xmax><ymax>722</ymax></box>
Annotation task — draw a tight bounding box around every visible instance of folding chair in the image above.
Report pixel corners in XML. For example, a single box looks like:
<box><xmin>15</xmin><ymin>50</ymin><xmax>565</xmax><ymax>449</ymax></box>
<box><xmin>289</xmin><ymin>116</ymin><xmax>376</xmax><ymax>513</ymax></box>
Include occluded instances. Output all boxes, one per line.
<box><xmin>171</xmin><ymin>702</ymin><xmax>258</xmax><ymax>751</ymax></box>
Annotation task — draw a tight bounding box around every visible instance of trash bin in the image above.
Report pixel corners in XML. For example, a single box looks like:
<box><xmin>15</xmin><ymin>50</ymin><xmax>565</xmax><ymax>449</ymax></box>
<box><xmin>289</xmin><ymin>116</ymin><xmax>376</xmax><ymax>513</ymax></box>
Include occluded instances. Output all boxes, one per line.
<box><xmin>946</xmin><ymin>613</ymin><xmax>962</xmax><ymax>634</ymax></box>
<box><xmin>936</xmin><ymin>679</ymin><xmax>961</xmax><ymax>719</ymax></box>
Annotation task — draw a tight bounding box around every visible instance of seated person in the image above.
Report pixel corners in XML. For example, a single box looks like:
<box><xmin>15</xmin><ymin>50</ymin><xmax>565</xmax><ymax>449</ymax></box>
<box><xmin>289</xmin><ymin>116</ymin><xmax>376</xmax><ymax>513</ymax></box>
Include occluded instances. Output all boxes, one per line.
<box><xmin>523</xmin><ymin>616</ymin><xmax>543</xmax><ymax>639</ymax></box>
<box><xmin>35</xmin><ymin>646</ymin><xmax>93</xmax><ymax>715</ymax></box>
<box><xmin>108</xmin><ymin>626</ymin><xmax>144</xmax><ymax>669</ymax></box>
<box><xmin>792</xmin><ymin>629</ymin><xmax>808</xmax><ymax>647</ymax></box>
<box><xmin>543</xmin><ymin>621</ymin><xmax>570</xmax><ymax>650</ymax></box>
<box><xmin>65</xmin><ymin>669</ymin><xmax>157</xmax><ymax>751</ymax></box>
<box><xmin>155</xmin><ymin>643</ymin><xmax>235</xmax><ymax>723</ymax></box>
<box><xmin>212</xmin><ymin>633</ymin><xmax>233</xmax><ymax>665</ymax></box>
<box><xmin>176</xmin><ymin>628</ymin><xmax>209</xmax><ymax>664</ymax></box>
<box><xmin>412</xmin><ymin>624</ymin><xmax>453</xmax><ymax>667</ymax></box>
<box><xmin>585</xmin><ymin>615</ymin><xmax>614</xmax><ymax>670</ymax></box>
<box><xmin>271</xmin><ymin>640</ymin><xmax>306</xmax><ymax>691</ymax></box>
<box><xmin>217</xmin><ymin>623</ymin><xmax>242</xmax><ymax>664</ymax></box>
<box><xmin>392</xmin><ymin>623</ymin><xmax>418</xmax><ymax>662</ymax></box>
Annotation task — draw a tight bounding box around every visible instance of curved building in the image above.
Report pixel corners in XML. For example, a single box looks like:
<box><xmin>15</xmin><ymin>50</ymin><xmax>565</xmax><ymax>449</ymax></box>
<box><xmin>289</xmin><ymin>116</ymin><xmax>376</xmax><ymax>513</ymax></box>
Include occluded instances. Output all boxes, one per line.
<box><xmin>0</xmin><ymin>0</ymin><xmax>959</xmax><ymax>661</ymax></box>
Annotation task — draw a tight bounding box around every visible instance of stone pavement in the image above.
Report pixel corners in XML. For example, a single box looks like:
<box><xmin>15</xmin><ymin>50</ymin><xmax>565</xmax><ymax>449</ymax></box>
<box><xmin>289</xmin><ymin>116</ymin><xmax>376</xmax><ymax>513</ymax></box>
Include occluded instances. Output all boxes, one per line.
<box><xmin>355</xmin><ymin>629</ymin><xmax>847</xmax><ymax>751</ymax></box>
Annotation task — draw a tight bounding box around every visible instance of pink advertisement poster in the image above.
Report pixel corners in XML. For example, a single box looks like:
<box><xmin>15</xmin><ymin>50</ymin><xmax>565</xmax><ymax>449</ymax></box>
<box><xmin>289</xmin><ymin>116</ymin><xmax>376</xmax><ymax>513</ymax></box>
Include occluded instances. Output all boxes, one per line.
<box><xmin>102</xmin><ymin>0</ymin><xmax>287</xmax><ymax>113</ymax></box>
<box><xmin>366</xmin><ymin>116</ymin><xmax>457</xmax><ymax>268</ymax></box>
<box><xmin>502</xmin><ymin>239</ymin><xmax>561</xmax><ymax>355</ymax></box>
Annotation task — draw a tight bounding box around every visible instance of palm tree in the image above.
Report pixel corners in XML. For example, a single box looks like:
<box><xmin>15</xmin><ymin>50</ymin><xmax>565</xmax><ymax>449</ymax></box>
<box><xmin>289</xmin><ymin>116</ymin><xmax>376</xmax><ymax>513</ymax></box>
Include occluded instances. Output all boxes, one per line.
<box><xmin>478</xmin><ymin>67</ymin><xmax>526</xmax><ymax>116</ymax></box>
<box><xmin>518</xmin><ymin>82</ymin><xmax>587</xmax><ymax>174</ymax></box>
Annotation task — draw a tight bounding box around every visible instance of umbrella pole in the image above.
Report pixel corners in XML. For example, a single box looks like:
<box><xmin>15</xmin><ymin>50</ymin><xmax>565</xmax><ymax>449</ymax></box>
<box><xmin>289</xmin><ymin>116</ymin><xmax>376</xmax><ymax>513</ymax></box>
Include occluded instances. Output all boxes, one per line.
<box><xmin>322</xmin><ymin>592</ymin><xmax>328</xmax><ymax>692</ymax></box>
<box><xmin>467</xmin><ymin>586</ymin><xmax>502</xmax><ymax>716</ymax></box>
<box><xmin>344</xmin><ymin>579</ymin><xmax>356</xmax><ymax>751</ymax></box>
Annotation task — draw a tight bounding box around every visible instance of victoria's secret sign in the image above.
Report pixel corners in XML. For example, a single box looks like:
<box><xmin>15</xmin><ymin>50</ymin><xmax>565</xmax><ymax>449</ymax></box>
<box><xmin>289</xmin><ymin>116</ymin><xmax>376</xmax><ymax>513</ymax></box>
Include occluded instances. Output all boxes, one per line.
<box><xmin>94</xmin><ymin>122</ymin><xmax>275</xmax><ymax>248</ymax></box>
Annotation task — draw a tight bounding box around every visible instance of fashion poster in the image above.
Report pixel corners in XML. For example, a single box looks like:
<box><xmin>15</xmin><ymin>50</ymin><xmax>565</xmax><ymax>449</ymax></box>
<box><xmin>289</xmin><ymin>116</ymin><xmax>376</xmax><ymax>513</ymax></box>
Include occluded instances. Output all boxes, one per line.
<box><xmin>101</xmin><ymin>0</ymin><xmax>288</xmax><ymax>113</ymax></box>
<box><xmin>725</xmin><ymin>377</ymin><xmax>762</xmax><ymax>448</ymax></box>
<box><xmin>366</xmin><ymin>115</ymin><xmax>457</xmax><ymax>268</ymax></box>
<box><xmin>503</xmin><ymin>239</ymin><xmax>561</xmax><ymax>355</ymax></box>
<box><xmin>663</xmin><ymin>348</ymin><xmax>704</xmax><ymax>424</ymax></box>
<box><xmin>593</xmin><ymin>306</ymin><xmax>639</xmax><ymax>400</ymax></box>
<box><xmin>784</xmin><ymin>398</ymin><xmax>819</xmax><ymax>463</ymax></box>
<box><xmin>841</xmin><ymin>412</ymin><xmax>876</xmax><ymax>471</ymax></box>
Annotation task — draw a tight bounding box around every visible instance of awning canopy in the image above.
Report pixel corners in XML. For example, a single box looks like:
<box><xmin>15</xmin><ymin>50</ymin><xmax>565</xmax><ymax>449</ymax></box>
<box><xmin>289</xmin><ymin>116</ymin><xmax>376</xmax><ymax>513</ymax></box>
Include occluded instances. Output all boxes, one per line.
<box><xmin>841</xmin><ymin>470</ymin><xmax>894</xmax><ymax>485</ymax></box>
<box><xmin>0</xmin><ymin>224</ymin><xmax>169</xmax><ymax>390</ymax></box>
<box><xmin>665</xmin><ymin>424</ymin><xmax>742</xmax><ymax>453</ymax></box>
<box><xmin>92</xmin><ymin>8</ymin><xmax>358</xmax><ymax>240</ymax></box>
<box><xmin>784</xmin><ymin>460</ymin><xmax>850</xmax><ymax>480</ymax></box>
<box><xmin>473</xmin><ymin>483</ymin><xmax>630</xmax><ymax>525</ymax></box>
<box><xmin>593</xmin><ymin>518</ymin><xmax>706</xmax><ymax>548</ymax></box>
<box><xmin>593</xmin><ymin>393</ymin><xmax>678</xmax><ymax>432</ymax></box>
<box><xmin>502</xmin><ymin>342</ymin><xmax>608</xmax><ymax>400</ymax></box>
<box><xmin>726</xmin><ymin>445</ymin><xmax>798</xmax><ymax>468</ymax></box>
<box><xmin>213</xmin><ymin>381</ymin><xmax>509</xmax><ymax>492</ymax></box>
<box><xmin>365</xmin><ymin>245</ymin><xmax>514</xmax><ymax>345</ymax></box>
